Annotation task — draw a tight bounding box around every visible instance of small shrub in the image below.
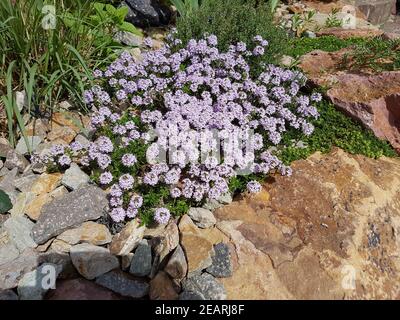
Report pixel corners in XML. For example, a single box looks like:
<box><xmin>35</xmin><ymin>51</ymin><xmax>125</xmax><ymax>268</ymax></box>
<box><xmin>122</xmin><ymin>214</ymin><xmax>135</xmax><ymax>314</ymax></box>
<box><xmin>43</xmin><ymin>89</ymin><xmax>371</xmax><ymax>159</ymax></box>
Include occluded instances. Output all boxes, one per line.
<box><xmin>175</xmin><ymin>0</ymin><xmax>289</xmax><ymax>74</ymax></box>
<box><xmin>36</xmin><ymin>33</ymin><xmax>322</xmax><ymax>225</ymax></box>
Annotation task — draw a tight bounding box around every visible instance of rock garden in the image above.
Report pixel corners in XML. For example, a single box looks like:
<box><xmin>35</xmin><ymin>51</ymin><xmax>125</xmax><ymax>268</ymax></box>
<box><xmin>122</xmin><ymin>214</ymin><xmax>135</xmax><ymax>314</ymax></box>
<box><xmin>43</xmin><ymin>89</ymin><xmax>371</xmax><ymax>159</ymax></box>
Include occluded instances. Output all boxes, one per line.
<box><xmin>0</xmin><ymin>0</ymin><xmax>400</xmax><ymax>300</ymax></box>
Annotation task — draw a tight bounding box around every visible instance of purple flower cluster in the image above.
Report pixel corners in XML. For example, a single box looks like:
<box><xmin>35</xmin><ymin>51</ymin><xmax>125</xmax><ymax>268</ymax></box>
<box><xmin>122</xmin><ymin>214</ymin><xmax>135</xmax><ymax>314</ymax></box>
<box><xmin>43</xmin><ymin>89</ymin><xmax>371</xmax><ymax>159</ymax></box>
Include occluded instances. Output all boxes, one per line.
<box><xmin>38</xmin><ymin>33</ymin><xmax>320</xmax><ymax>224</ymax></box>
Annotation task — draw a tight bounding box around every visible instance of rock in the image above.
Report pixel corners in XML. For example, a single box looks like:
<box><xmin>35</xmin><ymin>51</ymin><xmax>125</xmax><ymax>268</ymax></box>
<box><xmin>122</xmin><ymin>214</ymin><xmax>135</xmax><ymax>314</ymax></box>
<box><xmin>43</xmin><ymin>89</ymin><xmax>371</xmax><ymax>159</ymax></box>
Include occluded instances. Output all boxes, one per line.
<box><xmin>114</xmin><ymin>31</ymin><xmax>143</xmax><ymax>46</ymax></box>
<box><xmin>327</xmin><ymin>71</ymin><xmax>400</xmax><ymax>153</ymax></box>
<box><xmin>0</xmin><ymin>142</ymin><xmax>13</xmax><ymax>158</ymax></box>
<box><xmin>0</xmin><ymin>248</ymin><xmax>39</xmax><ymax>290</ymax></box>
<box><xmin>303</xmin><ymin>30</ymin><xmax>316</xmax><ymax>38</ymax></box>
<box><xmin>49</xmin><ymin>239</ymin><xmax>72</xmax><ymax>253</ymax></box>
<box><xmin>57</xmin><ymin>222</ymin><xmax>112</xmax><ymax>246</ymax></box>
<box><xmin>25</xmin><ymin>119</ymin><xmax>48</xmax><ymax>140</ymax></box>
<box><xmin>17</xmin><ymin>263</ymin><xmax>62</xmax><ymax>300</ymax></box>
<box><xmin>70</xmin><ymin>243</ymin><xmax>119</xmax><ymax>280</ymax></box>
<box><xmin>357</xmin><ymin>0</ymin><xmax>395</xmax><ymax>24</ymax></box>
<box><xmin>179</xmin><ymin>215</ymin><xmax>215</xmax><ymax>275</ymax></box>
<box><xmin>31</xmin><ymin>185</ymin><xmax>108</xmax><ymax>244</ymax></box>
<box><xmin>46</xmin><ymin>278</ymin><xmax>123</xmax><ymax>300</ymax></box>
<box><xmin>164</xmin><ymin>245</ymin><xmax>187</xmax><ymax>280</ymax></box>
<box><xmin>179</xmin><ymin>290</ymin><xmax>205</xmax><ymax>300</ymax></box>
<box><xmin>121</xmin><ymin>253</ymin><xmax>134</xmax><ymax>271</ymax></box>
<box><xmin>129</xmin><ymin>240</ymin><xmax>152</xmax><ymax>277</ymax></box>
<box><xmin>47</xmin><ymin>112</ymin><xmax>87</xmax><ymax>144</ymax></box>
<box><xmin>3</xmin><ymin>216</ymin><xmax>37</xmax><ymax>252</ymax></box>
<box><xmin>0</xmin><ymin>167</ymin><xmax>18</xmax><ymax>194</ymax></box>
<box><xmin>14</xmin><ymin>174</ymin><xmax>38</xmax><ymax>193</ymax></box>
<box><xmin>4</xmin><ymin>150</ymin><xmax>29</xmax><ymax>173</ymax></box>
<box><xmin>0</xmin><ymin>242</ymin><xmax>20</xmax><ymax>265</ymax></box>
<box><xmin>124</xmin><ymin>0</ymin><xmax>172</xmax><ymax>27</ymax></box>
<box><xmin>95</xmin><ymin>270</ymin><xmax>149</xmax><ymax>298</ymax></box>
<box><xmin>30</xmin><ymin>173</ymin><xmax>62</xmax><ymax>195</ymax></box>
<box><xmin>150</xmin><ymin>220</ymin><xmax>179</xmax><ymax>264</ymax></box>
<box><xmin>0</xmin><ymin>160</ymin><xmax>3</xmax><ymax>170</ymax></box>
<box><xmin>203</xmin><ymin>193</ymin><xmax>233</xmax><ymax>211</ymax></box>
<box><xmin>15</xmin><ymin>136</ymin><xmax>42</xmax><ymax>154</ymax></box>
<box><xmin>149</xmin><ymin>271</ymin><xmax>178</xmax><ymax>300</ymax></box>
<box><xmin>206</xmin><ymin>243</ymin><xmax>232</xmax><ymax>278</ymax></box>
<box><xmin>182</xmin><ymin>273</ymin><xmax>226</xmax><ymax>300</ymax></box>
<box><xmin>187</xmin><ymin>207</ymin><xmax>216</xmax><ymax>228</ymax></box>
<box><xmin>61</xmin><ymin>163</ymin><xmax>90</xmax><ymax>190</ymax></box>
<box><xmin>74</xmin><ymin>134</ymin><xmax>90</xmax><ymax>148</ymax></box>
<box><xmin>316</xmin><ymin>27</ymin><xmax>383</xmax><ymax>39</ymax></box>
<box><xmin>9</xmin><ymin>192</ymin><xmax>36</xmax><ymax>216</ymax></box>
<box><xmin>280</xmin><ymin>55</ymin><xmax>296</xmax><ymax>68</ymax></box>
<box><xmin>382</xmin><ymin>31</ymin><xmax>400</xmax><ymax>40</ymax></box>
<box><xmin>109</xmin><ymin>219</ymin><xmax>145</xmax><ymax>256</ymax></box>
<box><xmin>25</xmin><ymin>185</ymin><xmax>68</xmax><ymax>221</ymax></box>
<box><xmin>0</xmin><ymin>289</ymin><xmax>18</xmax><ymax>300</ymax></box>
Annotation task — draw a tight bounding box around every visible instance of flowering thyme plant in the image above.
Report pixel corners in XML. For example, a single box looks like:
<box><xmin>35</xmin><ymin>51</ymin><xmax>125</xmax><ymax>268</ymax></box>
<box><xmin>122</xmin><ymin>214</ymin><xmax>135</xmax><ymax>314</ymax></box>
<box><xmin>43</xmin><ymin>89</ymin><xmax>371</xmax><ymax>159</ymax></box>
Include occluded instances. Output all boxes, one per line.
<box><xmin>35</xmin><ymin>32</ymin><xmax>322</xmax><ymax>225</ymax></box>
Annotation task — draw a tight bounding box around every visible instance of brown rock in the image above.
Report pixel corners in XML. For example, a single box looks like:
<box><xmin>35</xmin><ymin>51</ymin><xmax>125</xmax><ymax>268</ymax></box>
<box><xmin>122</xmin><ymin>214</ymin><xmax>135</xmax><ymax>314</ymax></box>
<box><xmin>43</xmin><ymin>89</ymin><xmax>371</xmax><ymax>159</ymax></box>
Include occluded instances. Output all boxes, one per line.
<box><xmin>57</xmin><ymin>221</ymin><xmax>112</xmax><ymax>245</ymax></box>
<box><xmin>149</xmin><ymin>271</ymin><xmax>179</xmax><ymax>300</ymax></box>
<box><xmin>30</xmin><ymin>173</ymin><xmax>62</xmax><ymax>195</ymax></box>
<box><xmin>357</xmin><ymin>0</ymin><xmax>395</xmax><ymax>25</ymax></box>
<box><xmin>46</xmin><ymin>278</ymin><xmax>123</xmax><ymax>300</ymax></box>
<box><xmin>151</xmin><ymin>220</ymin><xmax>179</xmax><ymax>262</ymax></box>
<box><xmin>25</xmin><ymin>186</ymin><xmax>67</xmax><ymax>221</ymax></box>
<box><xmin>109</xmin><ymin>219</ymin><xmax>145</xmax><ymax>256</ymax></box>
<box><xmin>316</xmin><ymin>27</ymin><xmax>383</xmax><ymax>39</ymax></box>
<box><xmin>47</xmin><ymin>112</ymin><xmax>87</xmax><ymax>144</ymax></box>
<box><xmin>164</xmin><ymin>245</ymin><xmax>188</xmax><ymax>279</ymax></box>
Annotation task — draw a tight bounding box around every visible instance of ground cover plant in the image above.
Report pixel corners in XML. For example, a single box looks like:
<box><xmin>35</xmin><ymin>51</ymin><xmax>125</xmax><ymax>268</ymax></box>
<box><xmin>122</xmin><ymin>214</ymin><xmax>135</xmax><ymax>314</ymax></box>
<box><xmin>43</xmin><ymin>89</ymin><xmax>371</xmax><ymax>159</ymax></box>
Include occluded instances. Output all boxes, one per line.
<box><xmin>36</xmin><ymin>32</ymin><xmax>323</xmax><ymax>225</ymax></box>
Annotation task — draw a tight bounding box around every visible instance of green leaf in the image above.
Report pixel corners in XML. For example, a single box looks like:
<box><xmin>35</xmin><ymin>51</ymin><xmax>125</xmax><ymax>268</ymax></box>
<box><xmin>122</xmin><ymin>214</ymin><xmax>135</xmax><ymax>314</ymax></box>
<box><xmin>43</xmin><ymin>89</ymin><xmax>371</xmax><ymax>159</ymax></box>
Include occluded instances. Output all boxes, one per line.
<box><xmin>0</xmin><ymin>189</ymin><xmax>12</xmax><ymax>214</ymax></box>
<box><xmin>119</xmin><ymin>22</ymin><xmax>142</xmax><ymax>36</ymax></box>
<box><xmin>116</xmin><ymin>6</ymin><xmax>129</xmax><ymax>23</ymax></box>
<box><xmin>105</xmin><ymin>4</ymin><xmax>117</xmax><ymax>15</ymax></box>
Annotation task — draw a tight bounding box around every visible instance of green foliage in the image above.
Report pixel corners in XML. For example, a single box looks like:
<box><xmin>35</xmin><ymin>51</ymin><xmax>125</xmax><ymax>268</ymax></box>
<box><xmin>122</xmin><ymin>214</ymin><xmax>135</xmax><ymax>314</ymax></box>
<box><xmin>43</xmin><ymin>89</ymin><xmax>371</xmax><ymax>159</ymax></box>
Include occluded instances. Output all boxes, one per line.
<box><xmin>175</xmin><ymin>0</ymin><xmax>289</xmax><ymax>70</ymax></box>
<box><xmin>0</xmin><ymin>189</ymin><xmax>12</xmax><ymax>214</ymax></box>
<box><xmin>0</xmin><ymin>0</ymin><xmax>139</xmax><ymax>146</ymax></box>
<box><xmin>287</xmin><ymin>36</ymin><xmax>368</xmax><ymax>58</ymax></box>
<box><xmin>278</xmin><ymin>99</ymin><xmax>397</xmax><ymax>165</ymax></box>
<box><xmin>169</xmin><ymin>0</ymin><xmax>200</xmax><ymax>17</ymax></box>
<box><xmin>325</xmin><ymin>8</ymin><xmax>342</xmax><ymax>28</ymax></box>
<box><xmin>340</xmin><ymin>37</ymin><xmax>400</xmax><ymax>72</ymax></box>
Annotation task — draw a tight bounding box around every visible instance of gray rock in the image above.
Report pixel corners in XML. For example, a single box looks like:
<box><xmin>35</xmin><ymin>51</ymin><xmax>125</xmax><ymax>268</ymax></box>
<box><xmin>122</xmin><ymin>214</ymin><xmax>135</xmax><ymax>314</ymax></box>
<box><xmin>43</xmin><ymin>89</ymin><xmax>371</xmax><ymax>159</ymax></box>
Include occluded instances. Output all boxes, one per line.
<box><xmin>187</xmin><ymin>207</ymin><xmax>216</xmax><ymax>228</ymax></box>
<box><xmin>14</xmin><ymin>174</ymin><xmax>38</xmax><ymax>192</ymax></box>
<box><xmin>4</xmin><ymin>150</ymin><xmax>29</xmax><ymax>173</ymax></box>
<box><xmin>0</xmin><ymin>289</ymin><xmax>18</xmax><ymax>300</ymax></box>
<box><xmin>0</xmin><ymin>143</ymin><xmax>13</xmax><ymax>158</ymax></box>
<box><xmin>61</xmin><ymin>163</ymin><xmax>90</xmax><ymax>190</ymax></box>
<box><xmin>124</xmin><ymin>0</ymin><xmax>172</xmax><ymax>28</ymax></box>
<box><xmin>182</xmin><ymin>273</ymin><xmax>226</xmax><ymax>300</ymax></box>
<box><xmin>129</xmin><ymin>240</ymin><xmax>152</xmax><ymax>277</ymax></box>
<box><xmin>3</xmin><ymin>216</ymin><xmax>37</xmax><ymax>252</ymax></box>
<box><xmin>31</xmin><ymin>185</ymin><xmax>108</xmax><ymax>244</ymax></box>
<box><xmin>17</xmin><ymin>263</ymin><xmax>62</xmax><ymax>300</ymax></box>
<box><xmin>164</xmin><ymin>245</ymin><xmax>187</xmax><ymax>279</ymax></box>
<box><xmin>15</xmin><ymin>136</ymin><xmax>42</xmax><ymax>154</ymax></box>
<box><xmin>0</xmin><ymin>242</ymin><xmax>20</xmax><ymax>265</ymax></box>
<box><xmin>96</xmin><ymin>270</ymin><xmax>149</xmax><ymax>298</ymax></box>
<box><xmin>0</xmin><ymin>248</ymin><xmax>39</xmax><ymax>290</ymax></box>
<box><xmin>74</xmin><ymin>134</ymin><xmax>90</xmax><ymax>148</ymax></box>
<box><xmin>70</xmin><ymin>243</ymin><xmax>119</xmax><ymax>280</ymax></box>
<box><xmin>206</xmin><ymin>243</ymin><xmax>232</xmax><ymax>278</ymax></box>
<box><xmin>114</xmin><ymin>31</ymin><xmax>143</xmax><ymax>46</ymax></box>
<box><xmin>179</xmin><ymin>290</ymin><xmax>206</xmax><ymax>300</ymax></box>
<box><xmin>0</xmin><ymin>159</ymin><xmax>3</xmax><ymax>170</ymax></box>
<box><xmin>203</xmin><ymin>193</ymin><xmax>233</xmax><ymax>211</ymax></box>
<box><xmin>303</xmin><ymin>30</ymin><xmax>316</xmax><ymax>38</ymax></box>
<box><xmin>0</xmin><ymin>167</ymin><xmax>18</xmax><ymax>193</ymax></box>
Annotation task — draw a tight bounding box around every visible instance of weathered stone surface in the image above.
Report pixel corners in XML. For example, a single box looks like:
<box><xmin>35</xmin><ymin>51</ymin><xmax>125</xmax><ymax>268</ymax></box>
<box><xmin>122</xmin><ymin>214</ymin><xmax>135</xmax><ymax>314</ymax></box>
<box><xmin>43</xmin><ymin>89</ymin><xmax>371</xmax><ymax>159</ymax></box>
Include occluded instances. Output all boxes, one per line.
<box><xmin>30</xmin><ymin>173</ymin><xmax>62</xmax><ymax>195</ymax></box>
<box><xmin>203</xmin><ymin>192</ymin><xmax>233</xmax><ymax>211</ymax></box>
<box><xmin>179</xmin><ymin>290</ymin><xmax>205</xmax><ymax>300</ymax></box>
<box><xmin>206</xmin><ymin>243</ymin><xmax>232</xmax><ymax>278</ymax></box>
<box><xmin>150</xmin><ymin>220</ymin><xmax>179</xmax><ymax>263</ymax></box>
<box><xmin>187</xmin><ymin>207</ymin><xmax>216</xmax><ymax>228</ymax></box>
<box><xmin>149</xmin><ymin>271</ymin><xmax>179</xmax><ymax>300</ymax></box>
<box><xmin>32</xmin><ymin>185</ymin><xmax>108</xmax><ymax>244</ymax></box>
<box><xmin>0</xmin><ymin>248</ymin><xmax>39</xmax><ymax>290</ymax></box>
<box><xmin>327</xmin><ymin>72</ymin><xmax>400</xmax><ymax>152</ymax></box>
<box><xmin>110</xmin><ymin>219</ymin><xmax>145</xmax><ymax>256</ymax></box>
<box><xmin>95</xmin><ymin>270</ymin><xmax>149</xmax><ymax>298</ymax></box>
<box><xmin>25</xmin><ymin>118</ymin><xmax>48</xmax><ymax>140</ymax></box>
<box><xmin>214</xmin><ymin>148</ymin><xmax>400</xmax><ymax>299</ymax></box>
<box><xmin>357</xmin><ymin>0</ymin><xmax>395</xmax><ymax>25</ymax></box>
<box><xmin>179</xmin><ymin>215</ymin><xmax>215</xmax><ymax>275</ymax></box>
<box><xmin>47</xmin><ymin>278</ymin><xmax>123</xmax><ymax>300</ymax></box>
<box><xmin>14</xmin><ymin>174</ymin><xmax>38</xmax><ymax>193</ymax></box>
<box><xmin>70</xmin><ymin>243</ymin><xmax>119</xmax><ymax>280</ymax></box>
<box><xmin>0</xmin><ymin>242</ymin><xmax>20</xmax><ymax>265</ymax></box>
<box><xmin>129</xmin><ymin>240</ymin><xmax>152</xmax><ymax>277</ymax></box>
<box><xmin>4</xmin><ymin>150</ymin><xmax>29</xmax><ymax>173</ymax></box>
<box><xmin>114</xmin><ymin>31</ymin><xmax>143</xmax><ymax>46</ymax></box>
<box><xmin>182</xmin><ymin>273</ymin><xmax>226</xmax><ymax>300</ymax></box>
<box><xmin>47</xmin><ymin>112</ymin><xmax>87</xmax><ymax>144</ymax></box>
<box><xmin>3</xmin><ymin>216</ymin><xmax>37</xmax><ymax>251</ymax></box>
<box><xmin>15</xmin><ymin>136</ymin><xmax>42</xmax><ymax>154</ymax></box>
<box><xmin>9</xmin><ymin>192</ymin><xmax>36</xmax><ymax>216</ymax></box>
<box><xmin>0</xmin><ymin>167</ymin><xmax>18</xmax><ymax>194</ymax></box>
<box><xmin>57</xmin><ymin>222</ymin><xmax>112</xmax><ymax>246</ymax></box>
<box><xmin>50</xmin><ymin>239</ymin><xmax>72</xmax><ymax>253</ymax></box>
<box><xmin>0</xmin><ymin>289</ymin><xmax>18</xmax><ymax>300</ymax></box>
<box><xmin>17</xmin><ymin>263</ymin><xmax>62</xmax><ymax>300</ymax></box>
<box><xmin>316</xmin><ymin>27</ymin><xmax>383</xmax><ymax>39</ymax></box>
<box><xmin>124</xmin><ymin>0</ymin><xmax>172</xmax><ymax>28</ymax></box>
<box><xmin>164</xmin><ymin>245</ymin><xmax>187</xmax><ymax>280</ymax></box>
<box><xmin>0</xmin><ymin>142</ymin><xmax>13</xmax><ymax>158</ymax></box>
<box><xmin>61</xmin><ymin>163</ymin><xmax>90</xmax><ymax>190</ymax></box>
